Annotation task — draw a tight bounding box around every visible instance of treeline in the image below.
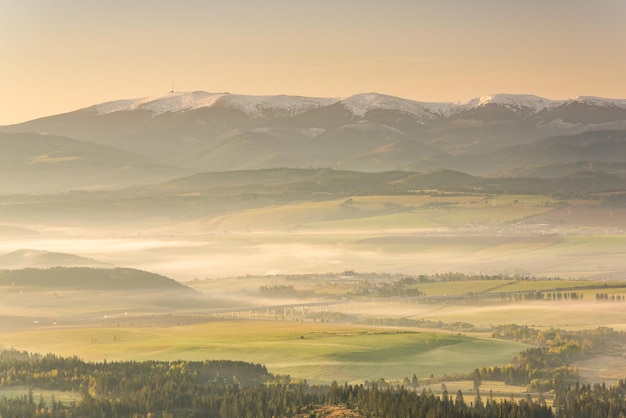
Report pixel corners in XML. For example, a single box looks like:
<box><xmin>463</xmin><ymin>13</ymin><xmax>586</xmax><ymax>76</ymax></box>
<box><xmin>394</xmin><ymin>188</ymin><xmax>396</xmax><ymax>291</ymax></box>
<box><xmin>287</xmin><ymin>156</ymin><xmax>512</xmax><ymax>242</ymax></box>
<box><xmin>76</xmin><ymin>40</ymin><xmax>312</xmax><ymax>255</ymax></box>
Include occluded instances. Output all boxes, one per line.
<box><xmin>503</xmin><ymin>291</ymin><xmax>584</xmax><ymax>302</ymax></box>
<box><xmin>0</xmin><ymin>351</ymin><xmax>270</xmax><ymax>391</ymax></box>
<box><xmin>415</xmin><ymin>272</ymin><xmax>543</xmax><ymax>282</ymax></box>
<box><xmin>355</xmin><ymin>273</ymin><xmax>626</xmax><ymax>305</ymax></box>
<box><xmin>478</xmin><ymin>325</ymin><xmax>624</xmax><ymax>393</ymax></box>
<box><xmin>471</xmin><ymin>326</ymin><xmax>626</xmax><ymax>393</ymax></box>
<box><xmin>492</xmin><ymin>325</ymin><xmax>626</xmax><ymax>353</ymax></box>
<box><xmin>326</xmin><ymin>381</ymin><xmax>554</xmax><ymax>418</ymax></box>
<box><xmin>468</xmin><ymin>347</ymin><xmax>580</xmax><ymax>391</ymax></box>
<box><xmin>352</xmin><ymin>277</ymin><xmax>426</xmax><ymax>297</ymax></box>
<box><xmin>358</xmin><ymin>321</ymin><xmax>626</xmax><ymax>353</ymax></box>
<box><xmin>554</xmin><ymin>380</ymin><xmax>626</xmax><ymax>417</ymax></box>
<box><xmin>358</xmin><ymin>321</ymin><xmax>625</xmax><ymax>394</ymax></box>
<box><xmin>506</xmin><ymin>291</ymin><xmax>626</xmax><ymax>302</ymax></box>
<box><xmin>258</xmin><ymin>284</ymin><xmax>313</xmax><ymax>298</ymax></box>
<box><xmin>596</xmin><ymin>293</ymin><xmax>626</xmax><ymax>301</ymax></box>
<box><xmin>362</xmin><ymin>316</ymin><xmax>476</xmax><ymax>332</ymax></box>
<box><xmin>3</xmin><ymin>350</ymin><xmax>626</xmax><ymax>417</ymax></box>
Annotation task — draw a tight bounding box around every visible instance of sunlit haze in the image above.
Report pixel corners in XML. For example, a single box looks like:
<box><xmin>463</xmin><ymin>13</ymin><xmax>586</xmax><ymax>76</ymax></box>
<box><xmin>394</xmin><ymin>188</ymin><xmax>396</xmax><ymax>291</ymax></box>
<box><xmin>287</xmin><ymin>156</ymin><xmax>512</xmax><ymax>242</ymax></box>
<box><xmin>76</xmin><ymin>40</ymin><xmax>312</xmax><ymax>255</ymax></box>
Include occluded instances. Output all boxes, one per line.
<box><xmin>3</xmin><ymin>2</ymin><xmax>626</xmax><ymax>412</ymax></box>
<box><xmin>2</xmin><ymin>0</ymin><xmax>626</xmax><ymax>125</ymax></box>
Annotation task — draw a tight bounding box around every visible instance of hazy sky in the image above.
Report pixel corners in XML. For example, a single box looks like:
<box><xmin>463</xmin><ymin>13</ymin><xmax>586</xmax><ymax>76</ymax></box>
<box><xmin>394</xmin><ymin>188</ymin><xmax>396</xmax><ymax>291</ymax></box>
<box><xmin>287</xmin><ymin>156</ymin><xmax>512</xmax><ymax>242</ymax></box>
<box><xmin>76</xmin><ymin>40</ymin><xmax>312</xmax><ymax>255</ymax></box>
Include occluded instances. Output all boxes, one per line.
<box><xmin>2</xmin><ymin>0</ymin><xmax>626</xmax><ymax>125</ymax></box>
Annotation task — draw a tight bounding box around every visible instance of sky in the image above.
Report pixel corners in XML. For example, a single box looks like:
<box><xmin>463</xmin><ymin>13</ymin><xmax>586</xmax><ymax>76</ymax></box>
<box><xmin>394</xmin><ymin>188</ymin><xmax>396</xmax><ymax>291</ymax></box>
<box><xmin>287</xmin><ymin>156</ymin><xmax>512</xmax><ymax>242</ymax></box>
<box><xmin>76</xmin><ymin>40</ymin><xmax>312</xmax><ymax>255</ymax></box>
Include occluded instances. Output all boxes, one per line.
<box><xmin>1</xmin><ymin>0</ymin><xmax>626</xmax><ymax>125</ymax></box>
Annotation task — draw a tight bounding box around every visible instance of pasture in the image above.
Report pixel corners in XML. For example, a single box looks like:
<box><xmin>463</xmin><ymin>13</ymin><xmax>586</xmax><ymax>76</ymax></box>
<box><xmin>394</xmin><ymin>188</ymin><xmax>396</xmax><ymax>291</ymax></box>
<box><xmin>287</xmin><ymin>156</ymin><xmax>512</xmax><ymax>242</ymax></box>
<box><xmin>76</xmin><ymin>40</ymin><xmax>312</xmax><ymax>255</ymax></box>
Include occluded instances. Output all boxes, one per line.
<box><xmin>0</xmin><ymin>319</ymin><xmax>527</xmax><ymax>385</ymax></box>
<box><xmin>0</xmin><ymin>387</ymin><xmax>80</xmax><ymax>405</ymax></box>
<box><xmin>420</xmin><ymin>380</ymin><xmax>551</xmax><ymax>405</ymax></box>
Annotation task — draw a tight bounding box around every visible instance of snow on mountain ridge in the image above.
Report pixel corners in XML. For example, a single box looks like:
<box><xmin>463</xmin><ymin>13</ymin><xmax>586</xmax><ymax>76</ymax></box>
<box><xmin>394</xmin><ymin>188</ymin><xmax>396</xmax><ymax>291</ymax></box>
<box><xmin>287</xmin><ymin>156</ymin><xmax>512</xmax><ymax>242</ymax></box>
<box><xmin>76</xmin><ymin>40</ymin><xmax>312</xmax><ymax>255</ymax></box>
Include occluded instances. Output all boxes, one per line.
<box><xmin>89</xmin><ymin>97</ymin><xmax>154</xmax><ymax>114</ymax></box>
<box><xmin>339</xmin><ymin>93</ymin><xmax>586</xmax><ymax>120</ymax></box>
<box><xmin>88</xmin><ymin>92</ymin><xmax>226</xmax><ymax>115</ymax></box>
<box><xmin>461</xmin><ymin>94</ymin><xmax>563</xmax><ymax>113</ymax></box>
<box><xmin>84</xmin><ymin>91</ymin><xmax>626</xmax><ymax>120</ymax></box>
<box><xmin>467</xmin><ymin>94</ymin><xmax>626</xmax><ymax>112</ymax></box>
<box><xmin>573</xmin><ymin>96</ymin><xmax>626</xmax><ymax>109</ymax></box>
<box><xmin>217</xmin><ymin>94</ymin><xmax>338</xmax><ymax>118</ymax></box>
<box><xmin>87</xmin><ymin>91</ymin><xmax>337</xmax><ymax>118</ymax></box>
<box><xmin>340</xmin><ymin>93</ymin><xmax>459</xmax><ymax>121</ymax></box>
<box><xmin>142</xmin><ymin>91</ymin><xmax>225</xmax><ymax>114</ymax></box>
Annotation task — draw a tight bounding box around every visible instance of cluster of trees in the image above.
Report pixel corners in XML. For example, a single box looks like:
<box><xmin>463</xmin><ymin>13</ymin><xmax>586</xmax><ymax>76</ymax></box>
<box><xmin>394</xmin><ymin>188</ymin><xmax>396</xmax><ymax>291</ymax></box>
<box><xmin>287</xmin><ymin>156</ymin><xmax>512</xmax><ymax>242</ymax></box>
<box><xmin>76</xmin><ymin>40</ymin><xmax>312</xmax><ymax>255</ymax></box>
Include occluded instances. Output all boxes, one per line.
<box><xmin>325</xmin><ymin>381</ymin><xmax>554</xmax><ymax>418</ymax></box>
<box><xmin>361</xmin><ymin>273</ymin><xmax>626</xmax><ymax>307</ymax></box>
<box><xmin>258</xmin><ymin>284</ymin><xmax>312</xmax><ymax>298</ymax></box>
<box><xmin>452</xmin><ymin>326</ymin><xmax>626</xmax><ymax>393</ymax></box>
<box><xmin>362</xmin><ymin>316</ymin><xmax>475</xmax><ymax>332</ymax></box>
<box><xmin>354</xmin><ymin>322</ymin><xmax>623</xmax><ymax>395</ymax></box>
<box><xmin>492</xmin><ymin>325</ymin><xmax>626</xmax><ymax>354</ymax></box>
<box><xmin>415</xmin><ymin>272</ymin><xmax>541</xmax><ymax>282</ymax></box>
<box><xmin>467</xmin><ymin>347</ymin><xmax>580</xmax><ymax>391</ymax></box>
<box><xmin>352</xmin><ymin>277</ymin><xmax>426</xmax><ymax>297</ymax></box>
<box><xmin>357</xmin><ymin>322</ymin><xmax>625</xmax><ymax>359</ymax></box>
<box><xmin>554</xmin><ymin>380</ymin><xmax>626</xmax><ymax>417</ymax></box>
<box><xmin>503</xmin><ymin>291</ymin><xmax>585</xmax><ymax>302</ymax></box>
<box><xmin>596</xmin><ymin>293</ymin><xmax>626</xmax><ymax>301</ymax></box>
<box><xmin>3</xmin><ymin>350</ymin><xmax>626</xmax><ymax>417</ymax></box>
<box><xmin>0</xmin><ymin>351</ymin><xmax>270</xmax><ymax>391</ymax></box>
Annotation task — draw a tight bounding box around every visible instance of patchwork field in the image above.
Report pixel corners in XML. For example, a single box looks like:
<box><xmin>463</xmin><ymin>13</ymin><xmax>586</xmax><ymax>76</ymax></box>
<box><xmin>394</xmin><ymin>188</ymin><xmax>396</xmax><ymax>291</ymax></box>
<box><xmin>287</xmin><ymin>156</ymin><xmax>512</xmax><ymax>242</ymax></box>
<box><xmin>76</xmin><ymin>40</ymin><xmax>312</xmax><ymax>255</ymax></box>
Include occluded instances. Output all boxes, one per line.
<box><xmin>1</xmin><ymin>190</ymin><xmax>626</xmax><ymax>394</ymax></box>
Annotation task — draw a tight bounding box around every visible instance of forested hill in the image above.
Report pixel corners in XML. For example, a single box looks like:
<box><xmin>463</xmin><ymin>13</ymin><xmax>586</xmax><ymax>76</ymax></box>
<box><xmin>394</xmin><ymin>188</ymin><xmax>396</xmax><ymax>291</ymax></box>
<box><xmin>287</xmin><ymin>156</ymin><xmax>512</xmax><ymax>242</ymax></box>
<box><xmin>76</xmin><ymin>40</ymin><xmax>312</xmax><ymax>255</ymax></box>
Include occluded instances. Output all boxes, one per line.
<box><xmin>0</xmin><ymin>267</ymin><xmax>191</xmax><ymax>291</ymax></box>
<box><xmin>3</xmin><ymin>350</ymin><xmax>626</xmax><ymax>417</ymax></box>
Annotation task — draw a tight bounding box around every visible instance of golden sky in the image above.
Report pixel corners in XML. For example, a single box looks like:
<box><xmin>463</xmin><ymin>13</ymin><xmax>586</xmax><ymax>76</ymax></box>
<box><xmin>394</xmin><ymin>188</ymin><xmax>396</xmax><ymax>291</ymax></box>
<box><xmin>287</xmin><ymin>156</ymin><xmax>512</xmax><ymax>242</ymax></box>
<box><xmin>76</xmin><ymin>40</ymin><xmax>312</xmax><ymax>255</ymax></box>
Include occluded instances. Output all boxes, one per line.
<box><xmin>1</xmin><ymin>0</ymin><xmax>625</xmax><ymax>125</ymax></box>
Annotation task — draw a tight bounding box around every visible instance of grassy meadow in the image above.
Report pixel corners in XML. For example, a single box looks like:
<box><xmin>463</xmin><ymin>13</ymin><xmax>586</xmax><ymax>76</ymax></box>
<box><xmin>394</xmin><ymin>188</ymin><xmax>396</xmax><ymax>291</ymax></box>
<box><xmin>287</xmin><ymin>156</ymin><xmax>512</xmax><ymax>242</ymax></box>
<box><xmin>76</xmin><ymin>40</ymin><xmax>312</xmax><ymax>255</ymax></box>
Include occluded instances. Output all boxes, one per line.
<box><xmin>0</xmin><ymin>319</ymin><xmax>528</xmax><ymax>385</ymax></box>
<box><xmin>3</xmin><ymin>271</ymin><xmax>626</xmax><ymax>386</ymax></box>
<box><xmin>0</xmin><ymin>387</ymin><xmax>80</xmax><ymax>405</ymax></box>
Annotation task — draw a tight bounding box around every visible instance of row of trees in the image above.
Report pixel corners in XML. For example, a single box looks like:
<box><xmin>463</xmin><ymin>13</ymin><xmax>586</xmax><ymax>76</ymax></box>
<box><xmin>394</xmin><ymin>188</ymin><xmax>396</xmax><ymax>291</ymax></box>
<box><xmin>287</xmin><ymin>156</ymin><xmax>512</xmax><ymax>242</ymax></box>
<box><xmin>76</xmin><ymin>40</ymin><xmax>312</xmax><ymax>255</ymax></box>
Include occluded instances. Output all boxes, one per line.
<box><xmin>352</xmin><ymin>322</ymin><xmax>623</xmax><ymax>395</ymax></box>
<box><xmin>465</xmin><ymin>326</ymin><xmax>625</xmax><ymax>392</ymax></box>
<box><xmin>596</xmin><ymin>293</ymin><xmax>626</xmax><ymax>301</ymax></box>
<box><xmin>504</xmin><ymin>291</ymin><xmax>585</xmax><ymax>302</ymax></box>
<box><xmin>352</xmin><ymin>277</ymin><xmax>426</xmax><ymax>297</ymax></box>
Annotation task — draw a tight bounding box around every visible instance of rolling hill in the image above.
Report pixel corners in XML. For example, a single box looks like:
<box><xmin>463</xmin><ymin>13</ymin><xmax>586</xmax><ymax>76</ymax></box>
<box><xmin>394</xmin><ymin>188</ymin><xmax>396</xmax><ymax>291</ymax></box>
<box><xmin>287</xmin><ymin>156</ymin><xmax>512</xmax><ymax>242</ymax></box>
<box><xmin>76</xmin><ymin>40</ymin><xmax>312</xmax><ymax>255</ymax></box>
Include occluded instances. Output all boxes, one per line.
<box><xmin>0</xmin><ymin>267</ymin><xmax>193</xmax><ymax>291</ymax></box>
<box><xmin>0</xmin><ymin>249</ymin><xmax>110</xmax><ymax>269</ymax></box>
<box><xmin>0</xmin><ymin>131</ymin><xmax>186</xmax><ymax>194</ymax></box>
<box><xmin>0</xmin><ymin>167</ymin><xmax>622</xmax><ymax>232</ymax></box>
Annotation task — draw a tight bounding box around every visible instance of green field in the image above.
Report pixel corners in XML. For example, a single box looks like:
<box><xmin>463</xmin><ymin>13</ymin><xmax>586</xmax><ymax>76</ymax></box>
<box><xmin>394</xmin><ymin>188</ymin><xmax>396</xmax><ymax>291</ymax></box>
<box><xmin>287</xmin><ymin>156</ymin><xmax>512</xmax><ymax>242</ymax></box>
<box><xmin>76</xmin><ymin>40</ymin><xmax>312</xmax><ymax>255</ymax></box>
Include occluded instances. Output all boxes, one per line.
<box><xmin>0</xmin><ymin>387</ymin><xmax>80</xmax><ymax>405</ymax></box>
<box><xmin>421</xmin><ymin>380</ymin><xmax>551</xmax><ymax>405</ymax></box>
<box><xmin>204</xmin><ymin>194</ymin><xmax>556</xmax><ymax>232</ymax></box>
<box><xmin>0</xmin><ymin>320</ymin><xmax>528</xmax><ymax>385</ymax></box>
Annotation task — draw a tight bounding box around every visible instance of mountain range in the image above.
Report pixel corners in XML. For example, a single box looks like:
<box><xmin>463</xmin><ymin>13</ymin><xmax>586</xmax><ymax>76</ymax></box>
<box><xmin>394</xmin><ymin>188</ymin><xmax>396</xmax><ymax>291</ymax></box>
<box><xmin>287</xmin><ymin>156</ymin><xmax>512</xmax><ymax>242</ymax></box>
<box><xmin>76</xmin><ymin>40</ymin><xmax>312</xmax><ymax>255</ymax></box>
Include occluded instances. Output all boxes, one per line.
<box><xmin>2</xmin><ymin>91</ymin><xmax>626</xmax><ymax>193</ymax></box>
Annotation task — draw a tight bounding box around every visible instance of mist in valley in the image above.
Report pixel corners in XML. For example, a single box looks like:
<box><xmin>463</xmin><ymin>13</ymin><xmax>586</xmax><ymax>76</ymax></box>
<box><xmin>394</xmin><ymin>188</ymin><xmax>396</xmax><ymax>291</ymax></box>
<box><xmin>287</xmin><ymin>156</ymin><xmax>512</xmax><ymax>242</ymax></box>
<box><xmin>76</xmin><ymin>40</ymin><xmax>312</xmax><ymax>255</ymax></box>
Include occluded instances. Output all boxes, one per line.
<box><xmin>3</xmin><ymin>0</ymin><xmax>626</xmax><ymax>415</ymax></box>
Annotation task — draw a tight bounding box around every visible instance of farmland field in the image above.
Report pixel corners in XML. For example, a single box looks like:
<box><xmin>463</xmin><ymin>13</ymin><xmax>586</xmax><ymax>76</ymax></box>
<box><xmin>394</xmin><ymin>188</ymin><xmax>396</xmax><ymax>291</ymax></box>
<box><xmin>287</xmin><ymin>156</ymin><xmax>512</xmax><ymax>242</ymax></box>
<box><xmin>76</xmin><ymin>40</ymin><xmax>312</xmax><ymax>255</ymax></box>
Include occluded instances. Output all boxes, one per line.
<box><xmin>1</xmin><ymin>191</ymin><xmax>626</xmax><ymax>393</ymax></box>
<box><xmin>0</xmin><ymin>320</ymin><xmax>528</xmax><ymax>384</ymax></box>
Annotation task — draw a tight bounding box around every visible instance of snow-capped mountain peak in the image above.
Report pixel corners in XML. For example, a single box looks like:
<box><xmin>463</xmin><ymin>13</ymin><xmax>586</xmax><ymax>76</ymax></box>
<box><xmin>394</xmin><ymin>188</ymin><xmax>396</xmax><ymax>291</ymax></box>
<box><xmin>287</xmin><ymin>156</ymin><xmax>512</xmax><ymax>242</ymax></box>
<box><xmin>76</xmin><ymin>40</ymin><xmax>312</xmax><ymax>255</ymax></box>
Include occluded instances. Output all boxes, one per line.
<box><xmin>86</xmin><ymin>91</ymin><xmax>337</xmax><ymax>118</ymax></box>
<box><xmin>462</xmin><ymin>94</ymin><xmax>562</xmax><ymax>113</ymax></box>
<box><xmin>86</xmin><ymin>91</ymin><xmax>226</xmax><ymax>115</ymax></box>
<box><xmin>82</xmin><ymin>91</ymin><xmax>626</xmax><ymax>122</ymax></box>
<box><xmin>216</xmin><ymin>94</ymin><xmax>338</xmax><ymax>118</ymax></box>
<box><xmin>340</xmin><ymin>92</ymin><xmax>459</xmax><ymax>122</ymax></box>
<box><xmin>572</xmin><ymin>96</ymin><xmax>626</xmax><ymax>109</ymax></box>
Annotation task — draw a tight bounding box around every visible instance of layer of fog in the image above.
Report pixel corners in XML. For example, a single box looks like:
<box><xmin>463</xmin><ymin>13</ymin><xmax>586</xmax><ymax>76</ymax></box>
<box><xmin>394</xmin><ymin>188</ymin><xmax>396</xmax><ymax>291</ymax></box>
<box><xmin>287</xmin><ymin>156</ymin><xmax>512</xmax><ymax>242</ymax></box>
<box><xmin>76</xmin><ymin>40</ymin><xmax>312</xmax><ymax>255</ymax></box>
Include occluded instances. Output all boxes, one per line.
<box><xmin>346</xmin><ymin>300</ymin><xmax>626</xmax><ymax>331</ymax></box>
<box><xmin>1</xmin><ymin>227</ymin><xmax>626</xmax><ymax>282</ymax></box>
